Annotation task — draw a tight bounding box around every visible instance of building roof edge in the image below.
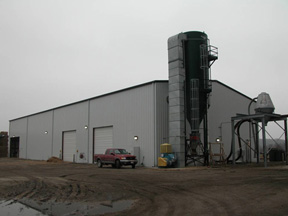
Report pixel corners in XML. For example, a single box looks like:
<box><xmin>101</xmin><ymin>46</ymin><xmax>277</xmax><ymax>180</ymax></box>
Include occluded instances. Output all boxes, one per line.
<box><xmin>10</xmin><ymin>80</ymin><xmax>168</xmax><ymax>122</ymax></box>
<box><xmin>211</xmin><ymin>80</ymin><xmax>254</xmax><ymax>101</ymax></box>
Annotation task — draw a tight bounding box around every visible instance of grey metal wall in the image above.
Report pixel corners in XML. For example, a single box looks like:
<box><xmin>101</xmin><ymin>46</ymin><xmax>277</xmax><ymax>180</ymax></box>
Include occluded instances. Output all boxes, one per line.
<box><xmin>9</xmin><ymin>80</ymin><xmax>254</xmax><ymax>165</ymax></box>
<box><xmin>9</xmin><ymin>81</ymin><xmax>168</xmax><ymax>167</ymax></box>
<box><xmin>88</xmin><ymin>83</ymin><xmax>156</xmax><ymax>166</ymax></box>
<box><xmin>154</xmin><ymin>82</ymin><xmax>169</xmax><ymax>163</ymax></box>
<box><xmin>53</xmin><ymin>101</ymin><xmax>89</xmax><ymax>163</ymax></box>
<box><xmin>208</xmin><ymin>81</ymin><xmax>255</xmax><ymax>161</ymax></box>
<box><xmin>9</xmin><ymin>103</ymin><xmax>89</xmax><ymax>162</ymax></box>
<box><xmin>9</xmin><ymin>112</ymin><xmax>54</xmax><ymax>160</ymax></box>
<box><xmin>9</xmin><ymin>117</ymin><xmax>28</xmax><ymax>158</ymax></box>
<box><xmin>26</xmin><ymin>111</ymin><xmax>53</xmax><ymax>160</ymax></box>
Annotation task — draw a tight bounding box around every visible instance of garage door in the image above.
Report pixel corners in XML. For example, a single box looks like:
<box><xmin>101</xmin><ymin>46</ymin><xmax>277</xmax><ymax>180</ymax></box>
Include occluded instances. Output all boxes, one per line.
<box><xmin>94</xmin><ymin>127</ymin><xmax>113</xmax><ymax>155</ymax></box>
<box><xmin>63</xmin><ymin>131</ymin><xmax>76</xmax><ymax>162</ymax></box>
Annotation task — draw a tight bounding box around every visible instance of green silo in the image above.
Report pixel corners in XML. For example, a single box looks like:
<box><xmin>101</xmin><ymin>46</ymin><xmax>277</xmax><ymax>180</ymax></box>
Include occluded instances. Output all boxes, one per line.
<box><xmin>167</xmin><ymin>31</ymin><xmax>217</xmax><ymax>167</ymax></box>
<box><xmin>184</xmin><ymin>31</ymin><xmax>210</xmax><ymax>129</ymax></box>
<box><xmin>183</xmin><ymin>31</ymin><xmax>218</xmax><ymax>164</ymax></box>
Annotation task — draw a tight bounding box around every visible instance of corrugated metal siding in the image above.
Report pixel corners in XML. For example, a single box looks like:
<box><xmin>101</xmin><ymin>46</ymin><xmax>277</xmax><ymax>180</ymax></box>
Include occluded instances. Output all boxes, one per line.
<box><xmin>9</xmin><ymin>80</ymin><xmax>255</xmax><ymax>165</ymax></box>
<box><xmin>9</xmin><ymin>81</ymin><xmax>163</xmax><ymax>166</ymax></box>
<box><xmin>53</xmin><ymin>101</ymin><xmax>89</xmax><ymax>163</ymax></box>
<box><xmin>154</xmin><ymin>82</ymin><xmax>169</xmax><ymax>166</ymax></box>
<box><xmin>26</xmin><ymin>111</ymin><xmax>53</xmax><ymax>160</ymax></box>
<box><xmin>89</xmin><ymin>83</ymin><xmax>155</xmax><ymax>166</ymax></box>
<box><xmin>9</xmin><ymin>118</ymin><xmax>28</xmax><ymax>158</ymax></box>
<box><xmin>208</xmin><ymin>81</ymin><xmax>254</xmax><ymax>160</ymax></box>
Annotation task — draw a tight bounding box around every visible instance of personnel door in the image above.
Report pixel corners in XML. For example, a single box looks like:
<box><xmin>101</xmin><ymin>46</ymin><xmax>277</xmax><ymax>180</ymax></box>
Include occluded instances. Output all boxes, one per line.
<box><xmin>10</xmin><ymin>137</ymin><xmax>19</xmax><ymax>158</ymax></box>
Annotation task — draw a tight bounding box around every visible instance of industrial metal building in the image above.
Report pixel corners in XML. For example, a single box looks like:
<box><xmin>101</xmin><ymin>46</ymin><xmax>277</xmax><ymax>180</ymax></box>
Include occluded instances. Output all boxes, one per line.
<box><xmin>13</xmin><ymin>31</ymin><xmax>281</xmax><ymax>168</ymax></box>
<box><xmin>9</xmin><ymin>79</ymin><xmax>255</xmax><ymax>167</ymax></box>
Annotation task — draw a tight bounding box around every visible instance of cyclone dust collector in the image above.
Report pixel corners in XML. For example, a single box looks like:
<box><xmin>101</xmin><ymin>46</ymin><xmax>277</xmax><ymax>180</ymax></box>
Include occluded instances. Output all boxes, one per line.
<box><xmin>231</xmin><ymin>92</ymin><xmax>288</xmax><ymax>168</ymax></box>
<box><xmin>168</xmin><ymin>31</ymin><xmax>218</xmax><ymax>167</ymax></box>
<box><xmin>255</xmin><ymin>92</ymin><xmax>275</xmax><ymax>114</ymax></box>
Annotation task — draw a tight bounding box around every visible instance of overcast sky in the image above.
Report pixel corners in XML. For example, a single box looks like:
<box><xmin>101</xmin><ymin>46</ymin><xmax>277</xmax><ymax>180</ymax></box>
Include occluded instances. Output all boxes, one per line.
<box><xmin>1</xmin><ymin>0</ymin><xmax>287</xmax><ymax>138</ymax></box>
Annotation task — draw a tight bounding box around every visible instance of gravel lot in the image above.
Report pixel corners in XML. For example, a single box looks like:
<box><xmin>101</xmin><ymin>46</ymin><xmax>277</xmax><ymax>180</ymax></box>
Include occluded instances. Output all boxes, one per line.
<box><xmin>0</xmin><ymin>158</ymin><xmax>288</xmax><ymax>215</ymax></box>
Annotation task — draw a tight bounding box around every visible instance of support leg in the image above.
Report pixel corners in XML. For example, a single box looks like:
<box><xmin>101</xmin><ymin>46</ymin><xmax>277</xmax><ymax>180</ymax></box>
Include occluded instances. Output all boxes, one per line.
<box><xmin>231</xmin><ymin>120</ymin><xmax>235</xmax><ymax>165</ymax></box>
<box><xmin>256</xmin><ymin>123</ymin><xmax>260</xmax><ymax>163</ymax></box>
<box><xmin>284</xmin><ymin>119</ymin><xmax>288</xmax><ymax>165</ymax></box>
<box><xmin>262</xmin><ymin>118</ymin><xmax>267</xmax><ymax>168</ymax></box>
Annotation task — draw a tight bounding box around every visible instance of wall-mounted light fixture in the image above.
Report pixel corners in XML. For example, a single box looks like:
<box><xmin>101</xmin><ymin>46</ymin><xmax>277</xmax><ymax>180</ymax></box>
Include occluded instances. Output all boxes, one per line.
<box><xmin>84</xmin><ymin>125</ymin><xmax>88</xmax><ymax>130</ymax></box>
<box><xmin>134</xmin><ymin>136</ymin><xmax>138</xmax><ymax>141</ymax></box>
<box><xmin>216</xmin><ymin>137</ymin><xmax>221</xmax><ymax>142</ymax></box>
<box><xmin>44</xmin><ymin>131</ymin><xmax>48</xmax><ymax>134</ymax></box>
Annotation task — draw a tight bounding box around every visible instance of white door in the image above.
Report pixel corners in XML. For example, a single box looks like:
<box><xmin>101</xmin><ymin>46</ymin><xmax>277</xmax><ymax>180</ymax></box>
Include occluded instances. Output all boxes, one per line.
<box><xmin>63</xmin><ymin>131</ymin><xmax>76</xmax><ymax>162</ymax></box>
<box><xmin>94</xmin><ymin>127</ymin><xmax>113</xmax><ymax>155</ymax></box>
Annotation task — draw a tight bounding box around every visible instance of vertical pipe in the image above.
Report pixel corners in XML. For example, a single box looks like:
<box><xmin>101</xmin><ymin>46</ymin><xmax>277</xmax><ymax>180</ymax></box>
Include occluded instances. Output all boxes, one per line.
<box><xmin>245</xmin><ymin>139</ymin><xmax>248</xmax><ymax>163</ymax></box>
<box><xmin>248</xmin><ymin>97</ymin><xmax>257</xmax><ymax>163</ymax></box>
<box><xmin>153</xmin><ymin>83</ymin><xmax>157</xmax><ymax>167</ymax></box>
<box><xmin>256</xmin><ymin>123</ymin><xmax>260</xmax><ymax>163</ymax></box>
<box><xmin>183</xmin><ymin>80</ymin><xmax>187</xmax><ymax>166</ymax></box>
<box><xmin>231</xmin><ymin>120</ymin><xmax>235</xmax><ymax>165</ymax></box>
<box><xmin>284</xmin><ymin>119</ymin><xmax>288</xmax><ymax>165</ymax></box>
<box><xmin>262</xmin><ymin>118</ymin><xmax>267</xmax><ymax>167</ymax></box>
<box><xmin>204</xmin><ymin>113</ymin><xmax>208</xmax><ymax>166</ymax></box>
<box><xmin>87</xmin><ymin>100</ymin><xmax>90</xmax><ymax>163</ymax></box>
<box><xmin>51</xmin><ymin>110</ymin><xmax>54</xmax><ymax>157</ymax></box>
<box><xmin>26</xmin><ymin>117</ymin><xmax>29</xmax><ymax>159</ymax></box>
<box><xmin>248</xmin><ymin>121</ymin><xmax>252</xmax><ymax>163</ymax></box>
<box><xmin>8</xmin><ymin>122</ymin><xmax>10</xmax><ymax>158</ymax></box>
<box><xmin>61</xmin><ymin>132</ymin><xmax>64</xmax><ymax>160</ymax></box>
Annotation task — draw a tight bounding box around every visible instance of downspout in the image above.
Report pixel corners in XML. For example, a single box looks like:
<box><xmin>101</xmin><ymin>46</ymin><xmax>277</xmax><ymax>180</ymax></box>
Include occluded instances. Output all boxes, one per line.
<box><xmin>8</xmin><ymin>121</ymin><xmax>11</xmax><ymax>158</ymax></box>
<box><xmin>51</xmin><ymin>110</ymin><xmax>54</xmax><ymax>157</ymax></box>
<box><xmin>284</xmin><ymin>119</ymin><xmax>288</xmax><ymax>165</ymax></box>
<box><xmin>26</xmin><ymin>117</ymin><xmax>29</xmax><ymax>159</ymax></box>
<box><xmin>88</xmin><ymin>100</ymin><xmax>91</xmax><ymax>163</ymax></box>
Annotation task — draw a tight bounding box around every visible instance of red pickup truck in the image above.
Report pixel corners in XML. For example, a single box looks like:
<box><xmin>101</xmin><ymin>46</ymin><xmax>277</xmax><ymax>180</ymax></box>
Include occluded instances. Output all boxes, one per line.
<box><xmin>94</xmin><ymin>148</ymin><xmax>138</xmax><ymax>169</ymax></box>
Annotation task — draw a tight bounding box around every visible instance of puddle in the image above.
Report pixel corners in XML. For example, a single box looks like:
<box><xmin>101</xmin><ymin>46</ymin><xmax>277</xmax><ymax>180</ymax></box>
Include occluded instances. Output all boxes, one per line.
<box><xmin>0</xmin><ymin>200</ymin><xmax>46</xmax><ymax>216</ymax></box>
<box><xmin>0</xmin><ymin>199</ymin><xmax>135</xmax><ymax>216</ymax></box>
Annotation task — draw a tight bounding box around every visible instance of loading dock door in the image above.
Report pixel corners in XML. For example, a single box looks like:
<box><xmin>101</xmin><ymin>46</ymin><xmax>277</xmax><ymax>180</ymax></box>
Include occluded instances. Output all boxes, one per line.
<box><xmin>94</xmin><ymin>127</ymin><xmax>113</xmax><ymax>156</ymax></box>
<box><xmin>63</xmin><ymin>131</ymin><xmax>76</xmax><ymax>162</ymax></box>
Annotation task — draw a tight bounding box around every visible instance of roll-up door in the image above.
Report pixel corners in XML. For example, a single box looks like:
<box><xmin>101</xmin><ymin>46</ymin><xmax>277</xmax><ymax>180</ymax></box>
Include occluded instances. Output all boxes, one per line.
<box><xmin>63</xmin><ymin>131</ymin><xmax>76</xmax><ymax>162</ymax></box>
<box><xmin>94</xmin><ymin>127</ymin><xmax>113</xmax><ymax>155</ymax></box>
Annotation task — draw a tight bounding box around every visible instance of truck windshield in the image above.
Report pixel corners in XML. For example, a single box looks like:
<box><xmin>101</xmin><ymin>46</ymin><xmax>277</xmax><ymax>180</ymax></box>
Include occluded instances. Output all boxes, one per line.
<box><xmin>114</xmin><ymin>149</ymin><xmax>128</xmax><ymax>154</ymax></box>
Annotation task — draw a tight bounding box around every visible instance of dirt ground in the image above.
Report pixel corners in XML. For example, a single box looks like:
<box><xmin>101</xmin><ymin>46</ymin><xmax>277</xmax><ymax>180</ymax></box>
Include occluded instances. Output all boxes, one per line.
<box><xmin>0</xmin><ymin>158</ymin><xmax>288</xmax><ymax>216</ymax></box>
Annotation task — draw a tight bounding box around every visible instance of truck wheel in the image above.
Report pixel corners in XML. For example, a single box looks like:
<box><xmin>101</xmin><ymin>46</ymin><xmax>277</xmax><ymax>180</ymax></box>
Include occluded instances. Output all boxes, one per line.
<box><xmin>115</xmin><ymin>160</ymin><xmax>121</xmax><ymax>169</ymax></box>
<box><xmin>97</xmin><ymin>159</ymin><xmax>102</xmax><ymax>168</ymax></box>
<box><xmin>132</xmin><ymin>164</ymin><xmax>135</xmax><ymax>169</ymax></box>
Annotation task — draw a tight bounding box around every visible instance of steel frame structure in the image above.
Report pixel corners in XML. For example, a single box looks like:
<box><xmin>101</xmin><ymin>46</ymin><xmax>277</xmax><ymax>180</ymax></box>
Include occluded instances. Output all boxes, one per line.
<box><xmin>231</xmin><ymin>113</ymin><xmax>288</xmax><ymax>167</ymax></box>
